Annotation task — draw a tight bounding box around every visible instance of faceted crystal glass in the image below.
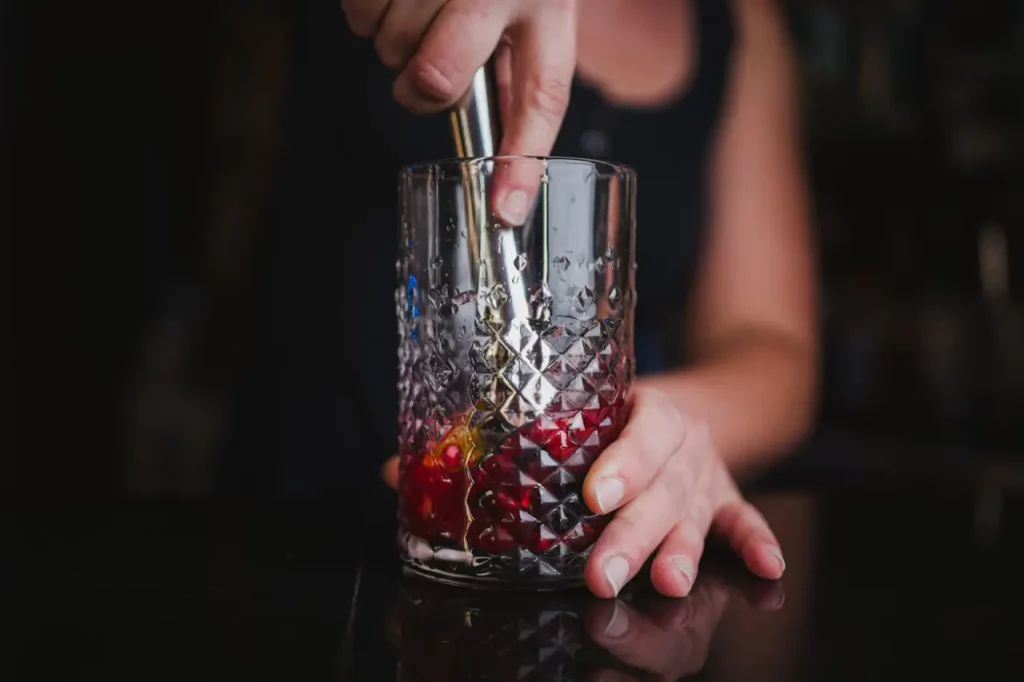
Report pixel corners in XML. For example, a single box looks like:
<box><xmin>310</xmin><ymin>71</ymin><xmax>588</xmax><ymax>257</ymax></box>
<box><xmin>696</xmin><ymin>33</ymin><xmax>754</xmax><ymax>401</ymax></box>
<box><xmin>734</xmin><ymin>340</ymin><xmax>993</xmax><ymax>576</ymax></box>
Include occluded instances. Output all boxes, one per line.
<box><xmin>396</xmin><ymin>156</ymin><xmax>637</xmax><ymax>588</ymax></box>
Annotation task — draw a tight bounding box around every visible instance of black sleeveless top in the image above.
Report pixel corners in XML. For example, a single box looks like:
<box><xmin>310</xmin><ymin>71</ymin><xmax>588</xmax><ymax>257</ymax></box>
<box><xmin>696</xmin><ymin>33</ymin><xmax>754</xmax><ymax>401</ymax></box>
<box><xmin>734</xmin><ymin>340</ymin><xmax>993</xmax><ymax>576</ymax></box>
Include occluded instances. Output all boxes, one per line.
<box><xmin>217</xmin><ymin>0</ymin><xmax>735</xmax><ymax>496</ymax></box>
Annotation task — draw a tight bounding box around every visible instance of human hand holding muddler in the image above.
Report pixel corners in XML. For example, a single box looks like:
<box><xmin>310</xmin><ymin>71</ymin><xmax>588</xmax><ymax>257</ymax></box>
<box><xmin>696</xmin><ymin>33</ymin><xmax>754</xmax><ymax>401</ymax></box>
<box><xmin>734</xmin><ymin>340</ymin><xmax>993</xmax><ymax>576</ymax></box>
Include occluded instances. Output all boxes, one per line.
<box><xmin>342</xmin><ymin>0</ymin><xmax>576</xmax><ymax>224</ymax></box>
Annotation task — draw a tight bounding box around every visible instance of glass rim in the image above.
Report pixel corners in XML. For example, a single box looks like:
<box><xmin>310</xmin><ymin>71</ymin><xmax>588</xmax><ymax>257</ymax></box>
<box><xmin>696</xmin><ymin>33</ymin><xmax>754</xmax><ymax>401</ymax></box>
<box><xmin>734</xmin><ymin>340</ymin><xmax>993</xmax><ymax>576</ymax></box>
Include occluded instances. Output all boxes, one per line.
<box><xmin>400</xmin><ymin>155</ymin><xmax>635</xmax><ymax>177</ymax></box>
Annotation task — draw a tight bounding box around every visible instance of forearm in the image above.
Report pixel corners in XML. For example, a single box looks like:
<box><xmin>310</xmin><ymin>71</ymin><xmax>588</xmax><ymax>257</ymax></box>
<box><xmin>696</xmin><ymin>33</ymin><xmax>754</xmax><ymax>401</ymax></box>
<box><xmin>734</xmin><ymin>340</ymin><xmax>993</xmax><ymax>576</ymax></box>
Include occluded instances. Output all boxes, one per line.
<box><xmin>638</xmin><ymin>334</ymin><xmax>816</xmax><ymax>477</ymax></box>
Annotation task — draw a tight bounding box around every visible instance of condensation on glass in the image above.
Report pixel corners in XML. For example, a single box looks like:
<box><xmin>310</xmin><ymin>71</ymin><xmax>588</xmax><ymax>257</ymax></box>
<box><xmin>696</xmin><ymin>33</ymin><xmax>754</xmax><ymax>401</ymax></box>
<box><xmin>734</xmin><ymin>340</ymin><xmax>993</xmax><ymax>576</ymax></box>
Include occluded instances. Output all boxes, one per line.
<box><xmin>396</xmin><ymin>156</ymin><xmax>637</xmax><ymax>588</ymax></box>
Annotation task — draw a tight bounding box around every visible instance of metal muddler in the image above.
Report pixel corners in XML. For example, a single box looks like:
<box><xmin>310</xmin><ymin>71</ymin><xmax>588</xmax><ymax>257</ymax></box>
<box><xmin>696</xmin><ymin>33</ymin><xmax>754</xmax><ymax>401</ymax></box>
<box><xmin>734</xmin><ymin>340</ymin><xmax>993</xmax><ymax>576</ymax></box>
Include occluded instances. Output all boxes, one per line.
<box><xmin>450</xmin><ymin>63</ymin><xmax>531</xmax><ymax>323</ymax></box>
<box><xmin>450</xmin><ymin>62</ymin><xmax>501</xmax><ymax>158</ymax></box>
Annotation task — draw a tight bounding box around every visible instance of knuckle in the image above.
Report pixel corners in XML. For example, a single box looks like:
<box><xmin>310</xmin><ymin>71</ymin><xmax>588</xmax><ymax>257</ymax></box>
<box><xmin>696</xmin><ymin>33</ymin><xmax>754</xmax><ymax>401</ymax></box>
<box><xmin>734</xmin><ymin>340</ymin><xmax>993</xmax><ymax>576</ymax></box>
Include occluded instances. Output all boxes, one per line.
<box><xmin>644</xmin><ymin>389</ymin><xmax>687</xmax><ymax>445</ymax></box>
<box><xmin>667</xmin><ymin>457</ymin><xmax>695</xmax><ymax>498</ymax></box>
<box><xmin>692</xmin><ymin>493</ymin><xmax>713</xmax><ymax>525</ymax></box>
<box><xmin>608</xmin><ymin>510</ymin><xmax>650</xmax><ymax>555</ymax></box>
<box><xmin>594</xmin><ymin>531</ymin><xmax>639</xmax><ymax>567</ymax></box>
<box><xmin>680</xmin><ymin>520</ymin><xmax>706</xmax><ymax>548</ymax></box>
<box><xmin>653</xmin><ymin>475</ymin><xmax>685</xmax><ymax>516</ymax></box>
<box><xmin>630</xmin><ymin>428</ymin><xmax>664</xmax><ymax>468</ymax></box>
<box><xmin>523</xmin><ymin>74</ymin><xmax>571</xmax><ymax>121</ymax></box>
<box><xmin>406</xmin><ymin>53</ymin><xmax>459</xmax><ymax>103</ymax></box>
<box><xmin>681</xmin><ymin>415</ymin><xmax>713</xmax><ymax>458</ymax></box>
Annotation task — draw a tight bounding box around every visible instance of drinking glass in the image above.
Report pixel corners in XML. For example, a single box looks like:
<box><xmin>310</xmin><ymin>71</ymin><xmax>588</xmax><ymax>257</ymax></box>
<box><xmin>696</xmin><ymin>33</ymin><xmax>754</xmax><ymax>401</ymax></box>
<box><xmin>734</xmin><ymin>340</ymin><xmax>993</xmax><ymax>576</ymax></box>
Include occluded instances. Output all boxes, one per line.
<box><xmin>396</xmin><ymin>156</ymin><xmax>636</xmax><ymax>588</ymax></box>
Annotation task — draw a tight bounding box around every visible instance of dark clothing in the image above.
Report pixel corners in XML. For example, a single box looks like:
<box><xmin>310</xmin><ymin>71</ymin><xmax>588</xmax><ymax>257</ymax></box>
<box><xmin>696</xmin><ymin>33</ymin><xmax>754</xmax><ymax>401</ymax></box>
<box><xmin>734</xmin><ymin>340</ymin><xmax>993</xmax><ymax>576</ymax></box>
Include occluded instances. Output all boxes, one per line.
<box><xmin>218</xmin><ymin>0</ymin><xmax>736</xmax><ymax>496</ymax></box>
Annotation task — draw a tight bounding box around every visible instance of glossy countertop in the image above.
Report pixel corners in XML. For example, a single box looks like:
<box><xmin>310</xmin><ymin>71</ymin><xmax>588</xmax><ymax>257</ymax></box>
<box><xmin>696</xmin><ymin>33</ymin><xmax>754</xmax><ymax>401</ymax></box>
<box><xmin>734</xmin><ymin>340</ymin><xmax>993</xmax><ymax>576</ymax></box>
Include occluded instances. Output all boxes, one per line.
<box><xmin>19</xmin><ymin>473</ymin><xmax>1024</xmax><ymax>682</ymax></box>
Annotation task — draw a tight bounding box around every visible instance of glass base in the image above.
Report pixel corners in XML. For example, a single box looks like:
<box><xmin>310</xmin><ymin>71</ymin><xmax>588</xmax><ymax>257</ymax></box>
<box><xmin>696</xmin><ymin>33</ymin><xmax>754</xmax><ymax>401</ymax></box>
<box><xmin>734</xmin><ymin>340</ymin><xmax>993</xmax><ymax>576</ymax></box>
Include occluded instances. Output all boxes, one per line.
<box><xmin>401</xmin><ymin>558</ymin><xmax>586</xmax><ymax>591</ymax></box>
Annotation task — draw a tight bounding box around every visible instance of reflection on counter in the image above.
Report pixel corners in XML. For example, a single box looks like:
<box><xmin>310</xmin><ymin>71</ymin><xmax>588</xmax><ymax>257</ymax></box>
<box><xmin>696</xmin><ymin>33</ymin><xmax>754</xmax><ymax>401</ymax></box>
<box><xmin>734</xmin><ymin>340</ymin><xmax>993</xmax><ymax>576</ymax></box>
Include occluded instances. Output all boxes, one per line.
<box><xmin>392</xmin><ymin>563</ymin><xmax>784</xmax><ymax>682</ymax></box>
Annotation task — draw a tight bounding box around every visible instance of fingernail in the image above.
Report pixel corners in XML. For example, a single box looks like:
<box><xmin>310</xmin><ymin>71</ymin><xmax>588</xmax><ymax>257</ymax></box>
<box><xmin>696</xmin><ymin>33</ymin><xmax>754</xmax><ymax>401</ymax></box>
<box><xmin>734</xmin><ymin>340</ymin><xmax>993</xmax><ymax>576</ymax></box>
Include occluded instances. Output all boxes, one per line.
<box><xmin>768</xmin><ymin>546</ymin><xmax>786</xmax><ymax>574</ymax></box>
<box><xmin>500</xmin><ymin>190</ymin><xmax>529</xmax><ymax>225</ymax></box>
<box><xmin>603</xmin><ymin>600</ymin><xmax>629</xmax><ymax>638</ymax></box>
<box><xmin>671</xmin><ymin>556</ymin><xmax>695</xmax><ymax>592</ymax></box>
<box><xmin>603</xmin><ymin>555</ymin><xmax>630</xmax><ymax>597</ymax></box>
<box><xmin>595</xmin><ymin>477</ymin><xmax>625</xmax><ymax>513</ymax></box>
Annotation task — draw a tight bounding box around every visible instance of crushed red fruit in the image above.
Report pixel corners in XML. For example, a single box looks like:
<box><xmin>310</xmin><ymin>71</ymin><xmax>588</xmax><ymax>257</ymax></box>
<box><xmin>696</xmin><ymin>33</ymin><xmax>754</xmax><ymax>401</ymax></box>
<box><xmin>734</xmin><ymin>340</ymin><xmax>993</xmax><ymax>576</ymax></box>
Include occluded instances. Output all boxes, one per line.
<box><xmin>400</xmin><ymin>396</ymin><xmax>627</xmax><ymax>556</ymax></box>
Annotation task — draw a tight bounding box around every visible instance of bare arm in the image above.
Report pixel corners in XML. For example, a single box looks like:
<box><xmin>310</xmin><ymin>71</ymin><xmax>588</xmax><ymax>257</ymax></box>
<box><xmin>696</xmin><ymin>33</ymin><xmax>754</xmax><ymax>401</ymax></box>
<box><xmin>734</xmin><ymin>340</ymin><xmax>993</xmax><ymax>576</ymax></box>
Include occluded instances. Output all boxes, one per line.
<box><xmin>641</xmin><ymin>0</ymin><xmax>818</xmax><ymax>476</ymax></box>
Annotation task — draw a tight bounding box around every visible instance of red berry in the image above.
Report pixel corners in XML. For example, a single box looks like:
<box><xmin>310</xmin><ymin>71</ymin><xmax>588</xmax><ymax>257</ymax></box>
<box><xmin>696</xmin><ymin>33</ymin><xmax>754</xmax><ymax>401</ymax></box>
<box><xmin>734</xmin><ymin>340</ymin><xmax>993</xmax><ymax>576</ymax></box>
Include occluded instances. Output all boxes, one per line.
<box><xmin>440</xmin><ymin>443</ymin><xmax>462</xmax><ymax>469</ymax></box>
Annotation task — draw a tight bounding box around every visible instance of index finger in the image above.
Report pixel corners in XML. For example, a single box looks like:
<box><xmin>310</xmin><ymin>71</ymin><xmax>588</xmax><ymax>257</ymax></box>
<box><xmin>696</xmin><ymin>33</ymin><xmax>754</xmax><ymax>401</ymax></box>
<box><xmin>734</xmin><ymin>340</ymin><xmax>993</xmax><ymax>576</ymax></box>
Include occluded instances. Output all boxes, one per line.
<box><xmin>491</xmin><ymin>2</ymin><xmax>576</xmax><ymax>225</ymax></box>
<box><xmin>499</xmin><ymin>1</ymin><xmax>576</xmax><ymax>157</ymax></box>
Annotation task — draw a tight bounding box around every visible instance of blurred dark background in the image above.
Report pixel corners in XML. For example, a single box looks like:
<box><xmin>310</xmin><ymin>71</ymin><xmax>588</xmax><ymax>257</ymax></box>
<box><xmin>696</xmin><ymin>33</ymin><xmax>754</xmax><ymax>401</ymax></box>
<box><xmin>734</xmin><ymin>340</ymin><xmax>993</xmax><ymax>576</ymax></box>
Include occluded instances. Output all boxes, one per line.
<box><xmin>9</xmin><ymin>0</ymin><xmax>1024</xmax><ymax>496</ymax></box>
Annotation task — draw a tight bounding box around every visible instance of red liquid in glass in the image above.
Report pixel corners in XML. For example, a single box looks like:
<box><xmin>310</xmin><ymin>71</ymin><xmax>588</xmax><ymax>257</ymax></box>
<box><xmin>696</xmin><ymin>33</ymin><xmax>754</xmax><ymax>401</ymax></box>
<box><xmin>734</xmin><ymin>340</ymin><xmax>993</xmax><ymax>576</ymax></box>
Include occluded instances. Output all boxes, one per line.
<box><xmin>399</xmin><ymin>396</ymin><xmax>627</xmax><ymax>558</ymax></box>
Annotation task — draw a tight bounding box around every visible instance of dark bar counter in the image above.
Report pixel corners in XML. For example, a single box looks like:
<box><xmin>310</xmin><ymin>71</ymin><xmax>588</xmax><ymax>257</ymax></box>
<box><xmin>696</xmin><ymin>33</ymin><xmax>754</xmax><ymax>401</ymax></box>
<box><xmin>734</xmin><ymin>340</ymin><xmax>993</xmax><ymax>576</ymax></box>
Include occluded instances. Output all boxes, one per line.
<box><xmin>18</xmin><ymin>469</ymin><xmax>1023</xmax><ymax>682</ymax></box>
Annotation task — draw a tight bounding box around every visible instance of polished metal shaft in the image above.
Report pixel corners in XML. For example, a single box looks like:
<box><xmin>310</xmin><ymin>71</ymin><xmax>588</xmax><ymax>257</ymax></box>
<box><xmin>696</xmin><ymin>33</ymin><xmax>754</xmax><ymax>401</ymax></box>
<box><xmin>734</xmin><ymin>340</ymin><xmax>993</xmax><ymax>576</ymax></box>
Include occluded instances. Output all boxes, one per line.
<box><xmin>449</xmin><ymin>62</ymin><xmax>501</xmax><ymax>158</ymax></box>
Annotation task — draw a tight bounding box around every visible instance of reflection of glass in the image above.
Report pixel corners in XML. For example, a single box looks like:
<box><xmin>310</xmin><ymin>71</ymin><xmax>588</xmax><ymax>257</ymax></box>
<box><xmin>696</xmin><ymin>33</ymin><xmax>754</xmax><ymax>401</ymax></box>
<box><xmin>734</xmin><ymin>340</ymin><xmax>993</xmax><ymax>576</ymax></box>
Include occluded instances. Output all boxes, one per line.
<box><xmin>392</xmin><ymin>570</ymin><xmax>785</xmax><ymax>682</ymax></box>
<box><xmin>395</xmin><ymin>583</ymin><xmax>604</xmax><ymax>682</ymax></box>
<box><xmin>396</xmin><ymin>157</ymin><xmax>637</xmax><ymax>588</ymax></box>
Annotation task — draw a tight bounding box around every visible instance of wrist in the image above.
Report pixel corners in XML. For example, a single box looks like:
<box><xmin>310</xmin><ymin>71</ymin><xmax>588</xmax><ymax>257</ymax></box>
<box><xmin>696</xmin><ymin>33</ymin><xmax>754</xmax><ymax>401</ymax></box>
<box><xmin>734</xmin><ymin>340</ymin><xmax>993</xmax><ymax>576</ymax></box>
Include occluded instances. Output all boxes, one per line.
<box><xmin>636</xmin><ymin>336</ymin><xmax>816</xmax><ymax>473</ymax></box>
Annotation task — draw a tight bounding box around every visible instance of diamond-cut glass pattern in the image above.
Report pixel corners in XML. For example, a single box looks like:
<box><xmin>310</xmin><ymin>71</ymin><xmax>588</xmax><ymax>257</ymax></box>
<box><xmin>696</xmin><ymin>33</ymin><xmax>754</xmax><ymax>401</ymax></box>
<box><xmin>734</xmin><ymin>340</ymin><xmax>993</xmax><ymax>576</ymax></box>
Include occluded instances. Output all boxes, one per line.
<box><xmin>397</xmin><ymin>157</ymin><xmax>636</xmax><ymax>587</ymax></box>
